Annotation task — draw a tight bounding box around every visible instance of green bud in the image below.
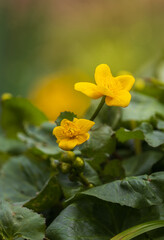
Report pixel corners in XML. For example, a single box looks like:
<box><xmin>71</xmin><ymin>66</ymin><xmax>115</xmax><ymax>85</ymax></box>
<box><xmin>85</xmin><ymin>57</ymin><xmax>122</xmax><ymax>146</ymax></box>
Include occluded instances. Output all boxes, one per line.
<box><xmin>60</xmin><ymin>162</ymin><xmax>71</xmax><ymax>174</ymax></box>
<box><xmin>73</xmin><ymin>157</ymin><xmax>84</xmax><ymax>170</ymax></box>
<box><xmin>88</xmin><ymin>183</ymin><xmax>94</xmax><ymax>188</ymax></box>
<box><xmin>61</xmin><ymin>151</ymin><xmax>75</xmax><ymax>163</ymax></box>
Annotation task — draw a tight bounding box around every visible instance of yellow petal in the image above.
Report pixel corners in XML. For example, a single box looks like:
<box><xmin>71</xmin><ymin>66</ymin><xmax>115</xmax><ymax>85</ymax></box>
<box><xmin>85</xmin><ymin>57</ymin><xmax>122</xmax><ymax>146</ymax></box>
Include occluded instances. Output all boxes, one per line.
<box><xmin>105</xmin><ymin>90</ymin><xmax>131</xmax><ymax>107</ymax></box>
<box><xmin>53</xmin><ymin>126</ymin><xmax>65</xmax><ymax>140</ymax></box>
<box><xmin>73</xmin><ymin>118</ymin><xmax>95</xmax><ymax>133</ymax></box>
<box><xmin>115</xmin><ymin>75</ymin><xmax>135</xmax><ymax>91</ymax></box>
<box><xmin>74</xmin><ymin>82</ymin><xmax>103</xmax><ymax>99</ymax></box>
<box><xmin>60</xmin><ymin>119</ymin><xmax>71</xmax><ymax>126</ymax></box>
<box><xmin>59</xmin><ymin>138</ymin><xmax>78</xmax><ymax>151</ymax></box>
<box><xmin>76</xmin><ymin>133</ymin><xmax>90</xmax><ymax>145</ymax></box>
<box><xmin>95</xmin><ymin>64</ymin><xmax>113</xmax><ymax>87</ymax></box>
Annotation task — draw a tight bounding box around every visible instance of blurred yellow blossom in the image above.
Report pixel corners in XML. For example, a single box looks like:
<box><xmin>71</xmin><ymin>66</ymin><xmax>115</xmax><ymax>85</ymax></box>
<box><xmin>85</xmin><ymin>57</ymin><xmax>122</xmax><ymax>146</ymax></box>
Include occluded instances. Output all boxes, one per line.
<box><xmin>75</xmin><ymin>64</ymin><xmax>135</xmax><ymax>108</ymax></box>
<box><xmin>53</xmin><ymin>118</ymin><xmax>95</xmax><ymax>151</ymax></box>
<box><xmin>1</xmin><ymin>93</ymin><xmax>12</xmax><ymax>101</ymax></box>
<box><xmin>29</xmin><ymin>73</ymin><xmax>91</xmax><ymax>120</ymax></box>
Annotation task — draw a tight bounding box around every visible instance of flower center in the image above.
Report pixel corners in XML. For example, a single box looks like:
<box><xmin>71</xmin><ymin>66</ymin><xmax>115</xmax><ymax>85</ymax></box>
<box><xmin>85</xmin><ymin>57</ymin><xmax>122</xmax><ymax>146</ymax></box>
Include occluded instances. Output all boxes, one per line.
<box><xmin>103</xmin><ymin>78</ymin><xmax>122</xmax><ymax>98</ymax></box>
<box><xmin>63</xmin><ymin>122</ymin><xmax>79</xmax><ymax>138</ymax></box>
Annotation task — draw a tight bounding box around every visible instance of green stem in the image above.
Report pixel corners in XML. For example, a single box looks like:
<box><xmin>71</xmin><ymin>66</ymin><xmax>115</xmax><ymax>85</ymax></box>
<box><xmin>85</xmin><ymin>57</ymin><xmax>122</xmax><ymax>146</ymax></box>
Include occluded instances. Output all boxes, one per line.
<box><xmin>131</xmin><ymin>121</ymin><xmax>142</xmax><ymax>155</ymax></box>
<box><xmin>79</xmin><ymin>173</ymin><xmax>91</xmax><ymax>187</ymax></box>
<box><xmin>90</xmin><ymin>96</ymin><xmax>106</xmax><ymax>121</ymax></box>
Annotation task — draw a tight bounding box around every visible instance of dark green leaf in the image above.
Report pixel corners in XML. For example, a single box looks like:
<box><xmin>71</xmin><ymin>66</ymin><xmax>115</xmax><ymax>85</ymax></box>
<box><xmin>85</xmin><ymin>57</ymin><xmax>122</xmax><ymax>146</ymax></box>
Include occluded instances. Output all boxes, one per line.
<box><xmin>122</xmin><ymin>92</ymin><xmax>164</xmax><ymax>122</ymax></box>
<box><xmin>138</xmin><ymin>122</ymin><xmax>164</xmax><ymax>147</ymax></box>
<box><xmin>58</xmin><ymin>162</ymin><xmax>101</xmax><ymax>199</ymax></box>
<box><xmin>76</xmin><ymin>172</ymin><xmax>164</xmax><ymax>208</ymax></box>
<box><xmin>24</xmin><ymin>176</ymin><xmax>61</xmax><ymax>213</ymax></box>
<box><xmin>18</xmin><ymin>122</ymin><xmax>61</xmax><ymax>156</ymax></box>
<box><xmin>47</xmin><ymin>197</ymin><xmax>153</xmax><ymax>240</ymax></box>
<box><xmin>81</xmin><ymin>125</ymin><xmax>115</xmax><ymax>169</ymax></box>
<box><xmin>1</xmin><ymin>97</ymin><xmax>47</xmax><ymax>137</ymax></box>
<box><xmin>55</xmin><ymin>111</ymin><xmax>77</xmax><ymax>125</ymax></box>
<box><xmin>0</xmin><ymin>136</ymin><xmax>26</xmax><ymax>154</ymax></box>
<box><xmin>46</xmin><ymin>199</ymin><xmax>133</xmax><ymax>240</ymax></box>
<box><xmin>0</xmin><ymin>201</ymin><xmax>45</xmax><ymax>240</ymax></box>
<box><xmin>102</xmin><ymin>159</ymin><xmax>125</xmax><ymax>182</ymax></box>
<box><xmin>123</xmin><ymin>151</ymin><xmax>163</xmax><ymax>176</ymax></box>
<box><xmin>116</xmin><ymin>127</ymin><xmax>144</xmax><ymax>142</ymax></box>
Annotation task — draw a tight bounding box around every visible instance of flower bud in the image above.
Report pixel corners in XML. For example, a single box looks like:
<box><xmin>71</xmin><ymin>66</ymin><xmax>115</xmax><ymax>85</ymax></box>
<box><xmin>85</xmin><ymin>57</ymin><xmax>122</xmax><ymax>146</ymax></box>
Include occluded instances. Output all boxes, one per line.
<box><xmin>60</xmin><ymin>162</ymin><xmax>71</xmax><ymax>174</ymax></box>
<box><xmin>61</xmin><ymin>151</ymin><xmax>75</xmax><ymax>163</ymax></box>
<box><xmin>73</xmin><ymin>157</ymin><xmax>84</xmax><ymax>170</ymax></box>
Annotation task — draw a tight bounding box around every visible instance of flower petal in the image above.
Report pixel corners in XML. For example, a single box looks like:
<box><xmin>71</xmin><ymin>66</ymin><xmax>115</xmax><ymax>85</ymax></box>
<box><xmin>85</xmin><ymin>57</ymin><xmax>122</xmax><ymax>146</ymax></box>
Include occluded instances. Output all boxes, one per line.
<box><xmin>73</xmin><ymin>118</ymin><xmax>95</xmax><ymax>133</ymax></box>
<box><xmin>115</xmin><ymin>75</ymin><xmax>135</xmax><ymax>91</ymax></box>
<box><xmin>95</xmin><ymin>64</ymin><xmax>113</xmax><ymax>87</ymax></box>
<box><xmin>74</xmin><ymin>82</ymin><xmax>103</xmax><ymax>99</ymax></box>
<box><xmin>53</xmin><ymin>126</ymin><xmax>65</xmax><ymax>140</ymax></box>
<box><xmin>105</xmin><ymin>90</ymin><xmax>131</xmax><ymax>107</ymax></box>
<box><xmin>59</xmin><ymin>138</ymin><xmax>78</xmax><ymax>151</ymax></box>
<box><xmin>60</xmin><ymin>119</ymin><xmax>71</xmax><ymax>127</ymax></box>
<box><xmin>76</xmin><ymin>133</ymin><xmax>90</xmax><ymax>145</ymax></box>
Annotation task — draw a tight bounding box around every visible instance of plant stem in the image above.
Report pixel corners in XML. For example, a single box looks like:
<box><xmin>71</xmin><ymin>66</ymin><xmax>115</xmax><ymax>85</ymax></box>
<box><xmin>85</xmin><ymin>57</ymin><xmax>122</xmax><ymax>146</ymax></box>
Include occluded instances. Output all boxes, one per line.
<box><xmin>90</xmin><ymin>96</ymin><xmax>106</xmax><ymax>121</ymax></box>
<box><xmin>79</xmin><ymin>173</ymin><xmax>90</xmax><ymax>187</ymax></box>
<box><xmin>131</xmin><ymin>120</ymin><xmax>142</xmax><ymax>155</ymax></box>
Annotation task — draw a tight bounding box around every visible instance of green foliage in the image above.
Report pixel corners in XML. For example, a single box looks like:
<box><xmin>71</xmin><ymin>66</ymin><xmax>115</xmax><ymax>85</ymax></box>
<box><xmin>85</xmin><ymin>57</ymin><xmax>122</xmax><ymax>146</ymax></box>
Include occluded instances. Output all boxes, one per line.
<box><xmin>122</xmin><ymin>151</ymin><xmax>163</xmax><ymax>176</ymax></box>
<box><xmin>55</xmin><ymin>111</ymin><xmax>77</xmax><ymax>125</ymax></box>
<box><xmin>80</xmin><ymin>125</ymin><xmax>116</xmax><ymax>170</ymax></box>
<box><xmin>1</xmin><ymin>96</ymin><xmax>47</xmax><ymax>137</ymax></box>
<box><xmin>122</xmin><ymin>92</ymin><xmax>164</xmax><ymax>122</ymax></box>
<box><xmin>111</xmin><ymin>220</ymin><xmax>164</xmax><ymax>240</ymax></box>
<box><xmin>46</xmin><ymin>198</ymin><xmax>164</xmax><ymax>240</ymax></box>
<box><xmin>0</xmin><ymin>201</ymin><xmax>45</xmax><ymax>240</ymax></box>
<box><xmin>74</xmin><ymin>172</ymin><xmax>164</xmax><ymax>208</ymax></box>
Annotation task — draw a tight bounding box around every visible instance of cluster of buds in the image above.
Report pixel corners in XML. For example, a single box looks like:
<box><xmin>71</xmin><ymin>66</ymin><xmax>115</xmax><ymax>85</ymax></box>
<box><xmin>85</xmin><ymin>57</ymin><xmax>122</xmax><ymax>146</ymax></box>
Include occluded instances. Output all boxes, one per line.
<box><xmin>60</xmin><ymin>151</ymin><xmax>84</xmax><ymax>175</ymax></box>
<box><xmin>59</xmin><ymin>151</ymin><xmax>92</xmax><ymax>187</ymax></box>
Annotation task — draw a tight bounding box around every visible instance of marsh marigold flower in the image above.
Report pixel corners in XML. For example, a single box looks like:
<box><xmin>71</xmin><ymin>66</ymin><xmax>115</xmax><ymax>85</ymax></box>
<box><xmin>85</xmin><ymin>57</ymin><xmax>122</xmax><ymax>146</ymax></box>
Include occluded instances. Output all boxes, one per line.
<box><xmin>29</xmin><ymin>73</ymin><xmax>90</xmax><ymax>120</ymax></box>
<box><xmin>53</xmin><ymin>118</ymin><xmax>95</xmax><ymax>151</ymax></box>
<box><xmin>75</xmin><ymin>64</ymin><xmax>135</xmax><ymax>107</ymax></box>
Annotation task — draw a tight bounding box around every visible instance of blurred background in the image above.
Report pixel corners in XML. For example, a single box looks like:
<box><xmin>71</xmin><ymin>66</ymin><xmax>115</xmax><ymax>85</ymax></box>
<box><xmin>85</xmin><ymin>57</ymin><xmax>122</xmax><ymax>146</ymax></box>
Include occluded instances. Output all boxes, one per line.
<box><xmin>0</xmin><ymin>0</ymin><xmax>164</xmax><ymax>120</ymax></box>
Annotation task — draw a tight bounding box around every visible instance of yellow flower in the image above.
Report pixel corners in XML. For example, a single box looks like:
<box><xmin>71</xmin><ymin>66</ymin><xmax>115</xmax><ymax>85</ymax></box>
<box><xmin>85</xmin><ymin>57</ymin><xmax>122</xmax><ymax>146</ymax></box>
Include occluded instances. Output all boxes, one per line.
<box><xmin>29</xmin><ymin>72</ymin><xmax>91</xmax><ymax>121</ymax></box>
<box><xmin>53</xmin><ymin>118</ymin><xmax>95</xmax><ymax>151</ymax></box>
<box><xmin>74</xmin><ymin>64</ymin><xmax>135</xmax><ymax>107</ymax></box>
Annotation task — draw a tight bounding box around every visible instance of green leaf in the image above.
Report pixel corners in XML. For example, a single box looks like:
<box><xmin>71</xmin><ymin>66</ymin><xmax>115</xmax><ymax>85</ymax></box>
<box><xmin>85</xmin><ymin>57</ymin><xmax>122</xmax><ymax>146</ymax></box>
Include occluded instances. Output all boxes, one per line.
<box><xmin>81</xmin><ymin>125</ymin><xmax>115</xmax><ymax>169</ymax></box>
<box><xmin>122</xmin><ymin>92</ymin><xmax>164</xmax><ymax>122</ymax></box>
<box><xmin>1</xmin><ymin>96</ymin><xmax>47</xmax><ymax>137</ymax></box>
<box><xmin>46</xmin><ymin>197</ymin><xmax>149</xmax><ymax>240</ymax></box>
<box><xmin>116</xmin><ymin>128</ymin><xmax>144</xmax><ymax>142</ymax></box>
<box><xmin>0</xmin><ymin>156</ymin><xmax>61</xmax><ymax>210</ymax></box>
<box><xmin>102</xmin><ymin>159</ymin><xmax>125</xmax><ymax>182</ymax></box>
<box><xmin>157</xmin><ymin>119</ymin><xmax>164</xmax><ymax>130</ymax></box>
<box><xmin>76</xmin><ymin>172</ymin><xmax>164</xmax><ymax>209</ymax></box>
<box><xmin>24</xmin><ymin>176</ymin><xmax>61</xmax><ymax>213</ymax></box>
<box><xmin>0</xmin><ymin>156</ymin><xmax>49</xmax><ymax>203</ymax></box>
<box><xmin>116</xmin><ymin>123</ymin><xmax>164</xmax><ymax>147</ymax></box>
<box><xmin>46</xmin><ymin>199</ymin><xmax>124</xmax><ymax>240</ymax></box>
<box><xmin>0</xmin><ymin>201</ymin><xmax>45</xmax><ymax>240</ymax></box>
<box><xmin>138</xmin><ymin>122</ymin><xmax>164</xmax><ymax>147</ymax></box>
<box><xmin>0</xmin><ymin>136</ymin><xmax>26</xmax><ymax>154</ymax></box>
<box><xmin>122</xmin><ymin>151</ymin><xmax>163</xmax><ymax>176</ymax></box>
<box><xmin>55</xmin><ymin>111</ymin><xmax>77</xmax><ymax>125</ymax></box>
<box><xmin>111</xmin><ymin>220</ymin><xmax>164</xmax><ymax>240</ymax></box>
<box><xmin>58</xmin><ymin>162</ymin><xmax>101</xmax><ymax>199</ymax></box>
<box><xmin>18</xmin><ymin>122</ymin><xmax>61</xmax><ymax>156</ymax></box>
